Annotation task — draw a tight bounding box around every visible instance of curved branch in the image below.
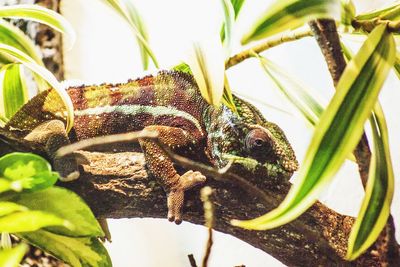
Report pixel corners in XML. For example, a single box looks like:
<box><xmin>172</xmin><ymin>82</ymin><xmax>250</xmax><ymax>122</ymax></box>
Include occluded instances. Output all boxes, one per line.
<box><xmin>62</xmin><ymin>150</ymin><xmax>386</xmax><ymax>266</ymax></box>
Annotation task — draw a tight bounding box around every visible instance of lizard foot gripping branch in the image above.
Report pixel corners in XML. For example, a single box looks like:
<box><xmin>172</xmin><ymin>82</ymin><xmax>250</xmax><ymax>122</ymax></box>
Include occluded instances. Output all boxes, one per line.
<box><xmin>0</xmin><ymin>70</ymin><xmax>298</xmax><ymax>224</ymax></box>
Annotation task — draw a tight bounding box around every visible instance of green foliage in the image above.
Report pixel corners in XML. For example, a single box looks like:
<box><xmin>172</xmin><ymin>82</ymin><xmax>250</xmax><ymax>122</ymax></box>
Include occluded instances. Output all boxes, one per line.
<box><xmin>20</xmin><ymin>230</ymin><xmax>112</xmax><ymax>267</ymax></box>
<box><xmin>0</xmin><ymin>19</ymin><xmax>42</xmax><ymax>65</ymax></box>
<box><xmin>0</xmin><ymin>64</ymin><xmax>27</xmax><ymax>119</ymax></box>
<box><xmin>0</xmin><ymin>243</ymin><xmax>28</xmax><ymax>267</ymax></box>
<box><xmin>6</xmin><ymin>187</ymin><xmax>104</xmax><ymax>237</ymax></box>
<box><xmin>0</xmin><ymin>153</ymin><xmax>109</xmax><ymax>267</ymax></box>
<box><xmin>0</xmin><ymin>4</ymin><xmax>76</xmax><ymax>49</ymax></box>
<box><xmin>241</xmin><ymin>0</ymin><xmax>340</xmax><ymax>44</ymax></box>
<box><xmin>232</xmin><ymin>24</ymin><xmax>395</xmax><ymax>230</ymax></box>
<box><xmin>0</xmin><ymin>43</ymin><xmax>74</xmax><ymax>132</ymax></box>
<box><xmin>346</xmin><ymin>104</ymin><xmax>394</xmax><ymax>260</ymax></box>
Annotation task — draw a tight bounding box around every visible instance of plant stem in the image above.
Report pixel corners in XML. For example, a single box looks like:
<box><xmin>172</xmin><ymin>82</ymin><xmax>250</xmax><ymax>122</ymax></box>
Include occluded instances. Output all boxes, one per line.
<box><xmin>225</xmin><ymin>28</ymin><xmax>313</xmax><ymax>69</ymax></box>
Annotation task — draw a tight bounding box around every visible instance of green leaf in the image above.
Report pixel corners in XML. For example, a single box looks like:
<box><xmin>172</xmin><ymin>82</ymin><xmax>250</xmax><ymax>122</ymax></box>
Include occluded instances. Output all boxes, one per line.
<box><xmin>0</xmin><ymin>210</ymin><xmax>71</xmax><ymax>233</ymax></box>
<box><xmin>172</xmin><ymin>62</ymin><xmax>192</xmax><ymax>74</ymax></box>
<box><xmin>0</xmin><ymin>202</ymin><xmax>27</xmax><ymax>217</ymax></box>
<box><xmin>0</xmin><ymin>19</ymin><xmax>42</xmax><ymax>65</ymax></box>
<box><xmin>256</xmin><ymin>55</ymin><xmax>323</xmax><ymax>127</ymax></box>
<box><xmin>394</xmin><ymin>53</ymin><xmax>400</xmax><ymax>80</ymax></box>
<box><xmin>341</xmin><ymin>0</ymin><xmax>355</xmax><ymax>26</ymax></box>
<box><xmin>220</xmin><ymin>0</ymin><xmax>235</xmax><ymax>55</ymax></box>
<box><xmin>0</xmin><ymin>64</ymin><xmax>28</xmax><ymax>119</ymax></box>
<box><xmin>0</xmin><ymin>4</ymin><xmax>75</xmax><ymax>49</ymax></box>
<box><xmin>101</xmin><ymin>0</ymin><xmax>158</xmax><ymax>69</ymax></box>
<box><xmin>220</xmin><ymin>0</ymin><xmax>245</xmax><ymax>41</ymax></box>
<box><xmin>346</xmin><ymin>105</ymin><xmax>394</xmax><ymax>260</ymax></box>
<box><xmin>0</xmin><ymin>153</ymin><xmax>58</xmax><ymax>192</ymax></box>
<box><xmin>356</xmin><ymin>2</ymin><xmax>400</xmax><ymax>21</ymax></box>
<box><xmin>187</xmin><ymin>41</ymin><xmax>225</xmax><ymax>107</ymax></box>
<box><xmin>241</xmin><ymin>0</ymin><xmax>340</xmax><ymax>44</ymax></box>
<box><xmin>19</xmin><ymin>230</ymin><xmax>111</xmax><ymax>267</ymax></box>
<box><xmin>0</xmin><ymin>43</ymin><xmax>74</xmax><ymax>132</ymax></box>
<box><xmin>232</xmin><ymin>24</ymin><xmax>395</xmax><ymax>230</ymax></box>
<box><xmin>0</xmin><ymin>243</ymin><xmax>28</xmax><ymax>267</ymax></box>
<box><xmin>6</xmin><ymin>187</ymin><xmax>103</xmax><ymax>237</ymax></box>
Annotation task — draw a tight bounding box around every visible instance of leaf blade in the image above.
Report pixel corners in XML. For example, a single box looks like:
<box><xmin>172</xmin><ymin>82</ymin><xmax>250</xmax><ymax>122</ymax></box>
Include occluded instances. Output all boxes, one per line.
<box><xmin>241</xmin><ymin>0</ymin><xmax>340</xmax><ymax>44</ymax></box>
<box><xmin>0</xmin><ymin>4</ymin><xmax>75</xmax><ymax>49</ymax></box>
<box><xmin>0</xmin><ymin>44</ymin><xmax>74</xmax><ymax>132</ymax></box>
<box><xmin>346</xmin><ymin>103</ymin><xmax>394</xmax><ymax>260</ymax></box>
<box><xmin>1</xmin><ymin>64</ymin><xmax>28</xmax><ymax>119</ymax></box>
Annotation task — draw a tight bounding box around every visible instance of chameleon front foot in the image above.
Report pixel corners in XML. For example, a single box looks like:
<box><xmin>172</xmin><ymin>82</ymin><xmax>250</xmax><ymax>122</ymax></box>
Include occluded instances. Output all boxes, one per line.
<box><xmin>167</xmin><ymin>170</ymin><xmax>206</xmax><ymax>224</ymax></box>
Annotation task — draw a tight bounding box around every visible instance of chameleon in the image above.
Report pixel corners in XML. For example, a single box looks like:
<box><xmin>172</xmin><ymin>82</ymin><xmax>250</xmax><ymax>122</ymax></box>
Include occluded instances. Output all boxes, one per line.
<box><xmin>0</xmin><ymin>70</ymin><xmax>298</xmax><ymax>224</ymax></box>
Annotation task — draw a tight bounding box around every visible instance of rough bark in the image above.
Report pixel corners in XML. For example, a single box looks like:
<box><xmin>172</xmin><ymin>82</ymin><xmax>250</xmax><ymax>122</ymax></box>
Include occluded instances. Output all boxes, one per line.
<box><xmin>55</xmin><ymin>149</ymin><xmax>387</xmax><ymax>267</ymax></box>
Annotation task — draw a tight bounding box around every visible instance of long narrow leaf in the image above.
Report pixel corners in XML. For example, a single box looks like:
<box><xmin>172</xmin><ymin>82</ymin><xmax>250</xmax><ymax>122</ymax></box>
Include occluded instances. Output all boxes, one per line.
<box><xmin>356</xmin><ymin>2</ymin><xmax>400</xmax><ymax>21</ymax></box>
<box><xmin>232</xmin><ymin>24</ymin><xmax>395</xmax><ymax>230</ymax></box>
<box><xmin>1</xmin><ymin>64</ymin><xmax>28</xmax><ymax>119</ymax></box>
<box><xmin>241</xmin><ymin>0</ymin><xmax>340</xmax><ymax>44</ymax></box>
<box><xmin>101</xmin><ymin>0</ymin><xmax>158</xmax><ymax>69</ymax></box>
<box><xmin>220</xmin><ymin>0</ymin><xmax>245</xmax><ymax>42</ymax></box>
<box><xmin>0</xmin><ymin>20</ymin><xmax>42</xmax><ymax>65</ymax></box>
<box><xmin>0</xmin><ymin>5</ymin><xmax>75</xmax><ymax>49</ymax></box>
<box><xmin>346</xmin><ymin>103</ymin><xmax>394</xmax><ymax>260</ymax></box>
<box><xmin>220</xmin><ymin>0</ymin><xmax>235</xmax><ymax>56</ymax></box>
<box><xmin>394</xmin><ymin>53</ymin><xmax>400</xmax><ymax>79</ymax></box>
<box><xmin>0</xmin><ymin>243</ymin><xmax>28</xmax><ymax>267</ymax></box>
<box><xmin>256</xmin><ymin>55</ymin><xmax>323</xmax><ymax>126</ymax></box>
<box><xmin>187</xmin><ymin>41</ymin><xmax>225</xmax><ymax>107</ymax></box>
<box><xmin>0</xmin><ymin>44</ymin><xmax>74</xmax><ymax>132</ymax></box>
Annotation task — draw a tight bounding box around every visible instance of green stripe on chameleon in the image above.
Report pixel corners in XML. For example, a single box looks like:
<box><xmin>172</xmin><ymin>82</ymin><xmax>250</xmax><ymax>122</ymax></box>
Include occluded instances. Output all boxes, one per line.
<box><xmin>74</xmin><ymin>104</ymin><xmax>203</xmax><ymax>133</ymax></box>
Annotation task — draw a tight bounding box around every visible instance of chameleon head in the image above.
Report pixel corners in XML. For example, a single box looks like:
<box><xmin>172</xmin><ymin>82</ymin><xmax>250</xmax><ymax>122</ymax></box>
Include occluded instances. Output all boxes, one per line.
<box><xmin>244</xmin><ymin>123</ymin><xmax>299</xmax><ymax>175</ymax></box>
<box><xmin>207</xmin><ymin>98</ymin><xmax>299</xmax><ymax>179</ymax></box>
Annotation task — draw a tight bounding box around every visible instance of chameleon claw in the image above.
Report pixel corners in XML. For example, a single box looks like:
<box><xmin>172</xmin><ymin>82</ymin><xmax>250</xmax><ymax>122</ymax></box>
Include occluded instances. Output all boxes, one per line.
<box><xmin>59</xmin><ymin>170</ymin><xmax>80</xmax><ymax>182</ymax></box>
<box><xmin>166</xmin><ymin>170</ymin><xmax>206</xmax><ymax>224</ymax></box>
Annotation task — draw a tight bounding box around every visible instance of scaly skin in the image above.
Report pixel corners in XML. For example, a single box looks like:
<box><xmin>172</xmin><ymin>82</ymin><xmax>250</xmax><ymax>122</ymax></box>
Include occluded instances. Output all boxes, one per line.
<box><xmin>3</xmin><ymin>70</ymin><xmax>298</xmax><ymax>224</ymax></box>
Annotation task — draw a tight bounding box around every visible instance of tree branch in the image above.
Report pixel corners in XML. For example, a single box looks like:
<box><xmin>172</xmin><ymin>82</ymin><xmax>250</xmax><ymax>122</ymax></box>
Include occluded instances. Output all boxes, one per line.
<box><xmin>308</xmin><ymin>19</ymin><xmax>400</xmax><ymax>266</ymax></box>
<box><xmin>58</xmin><ymin>150</ymin><xmax>389</xmax><ymax>267</ymax></box>
<box><xmin>225</xmin><ymin>28</ymin><xmax>313</xmax><ymax>69</ymax></box>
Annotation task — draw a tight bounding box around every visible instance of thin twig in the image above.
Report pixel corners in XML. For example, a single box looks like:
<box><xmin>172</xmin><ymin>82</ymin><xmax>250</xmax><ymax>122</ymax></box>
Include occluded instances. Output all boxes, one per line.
<box><xmin>56</xmin><ymin>130</ymin><xmax>158</xmax><ymax>158</ymax></box>
<box><xmin>188</xmin><ymin>254</ymin><xmax>198</xmax><ymax>267</ymax></box>
<box><xmin>201</xmin><ymin>187</ymin><xmax>214</xmax><ymax>267</ymax></box>
<box><xmin>225</xmin><ymin>28</ymin><xmax>313</xmax><ymax>69</ymax></box>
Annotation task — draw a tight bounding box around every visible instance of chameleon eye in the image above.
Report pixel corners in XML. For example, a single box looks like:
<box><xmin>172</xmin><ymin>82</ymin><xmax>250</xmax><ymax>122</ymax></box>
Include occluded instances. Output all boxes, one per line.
<box><xmin>245</xmin><ymin>129</ymin><xmax>274</xmax><ymax>161</ymax></box>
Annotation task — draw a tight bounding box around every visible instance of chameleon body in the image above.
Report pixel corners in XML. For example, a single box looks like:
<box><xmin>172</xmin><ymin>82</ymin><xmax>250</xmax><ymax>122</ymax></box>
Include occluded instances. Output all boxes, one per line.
<box><xmin>2</xmin><ymin>70</ymin><xmax>298</xmax><ymax>223</ymax></box>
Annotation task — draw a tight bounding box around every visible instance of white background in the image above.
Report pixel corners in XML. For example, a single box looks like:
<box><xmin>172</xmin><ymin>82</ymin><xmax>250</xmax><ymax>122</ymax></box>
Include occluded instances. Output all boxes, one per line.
<box><xmin>61</xmin><ymin>0</ymin><xmax>399</xmax><ymax>266</ymax></box>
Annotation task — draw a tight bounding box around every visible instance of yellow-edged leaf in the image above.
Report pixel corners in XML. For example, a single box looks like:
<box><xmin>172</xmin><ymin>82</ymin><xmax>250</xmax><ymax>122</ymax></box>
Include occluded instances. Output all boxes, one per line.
<box><xmin>187</xmin><ymin>40</ymin><xmax>225</xmax><ymax>107</ymax></box>
<box><xmin>0</xmin><ymin>19</ymin><xmax>42</xmax><ymax>65</ymax></box>
<box><xmin>0</xmin><ymin>243</ymin><xmax>28</xmax><ymax>267</ymax></box>
<box><xmin>346</xmin><ymin>103</ymin><xmax>394</xmax><ymax>260</ymax></box>
<box><xmin>232</xmin><ymin>24</ymin><xmax>395</xmax><ymax>230</ymax></box>
<box><xmin>241</xmin><ymin>0</ymin><xmax>340</xmax><ymax>44</ymax></box>
<box><xmin>0</xmin><ymin>64</ymin><xmax>28</xmax><ymax>119</ymax></box>
<box><xmin>0</xmin><ymin>44</ymin><xmax>74</xmax><ymax>132</ymax></box>
<box><xmin>0</xmin><ymin>4</ymin><xmax>75</xmax><ymax>49</ymax></box>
